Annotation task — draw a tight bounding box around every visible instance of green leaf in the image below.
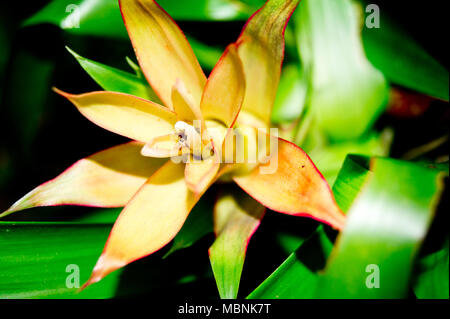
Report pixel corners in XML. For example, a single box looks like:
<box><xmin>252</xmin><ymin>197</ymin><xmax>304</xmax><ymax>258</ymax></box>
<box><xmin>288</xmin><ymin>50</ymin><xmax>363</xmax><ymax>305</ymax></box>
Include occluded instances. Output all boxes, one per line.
<box><xmin>150</xmin><ymin>0</ymin><xmax>260</xmax><ymax>21</ymax></box>
<box><xmin>329</xmin><ymin>155</ymin><xmax>372</xmax><ymax>213</ymax></box>
<box><xmin>247</xmin><ymin>226</ymin><xmax>333</xmax><ymax>299</ymax></box>
<box><xmin>209</xmin><ymin>189</ymin><xmax>265</xmax><ymax>299</ymax></box>
<box><xmin>73</xmin><ymin>208</ymin><xmax>121</xmax><ymax>224</ymax></box>
<box><xmin>295</xmin><ymin>0</ymin><xmax>388</xmax><ymax>141</ymax></box>
<box><xmin>248</xmin><ymin>155</ymin><xmax>447</xmax><ymax>298</ymax></box>
<box><xmin>23</xmin><ymin>0</ymin><xmax>127</xmax><ymax>38</ymax></box>
<box><xmin>0</xmin><ymin>221</ymin><xmax>121</xmax><ymax>298</ymax></box>
<box><xmin>66</xmin><ymin>46</ymin><xmax>160</xmax><ymax>102</ymax></box>
<box><xmin>413</xmin><ymin>238</ymin><xmax>449</xmax><ymax>299</ymax></box>
<box><xmin>274</xmin><ymin>230</ymin><xmax>307</xmax><ymax>255</ymax></box>
<box><xmin>0</xmin><ymin>220</ymin><xmax>210</xmax><ymax>298</ymax></box>
<box><xmin>271</xmin><ymin>64</ymin><xmax>308</xmax><ymax>125</ymax></box>
<box><xmin>362</xmin><ymin>10</ymin><xmax>449</xmax><ymax>101</ymax></box>
<box><xmin>163</xmin><ymin>196</ymin><xmax>214</xmax><ymax>258</ymax></box>
<box><xmin>22</xmin><ymin>1</ymin><xmax>253</xmax><ymax>72</ymax></box>
<box><xmin>125</xmin><ymin>56</ymin><xmax>145</xmax><ymax>78</ymax></box>
<box><xmin>22</xmin><ymin>0</ymin><xmax>265</xmax><ymax>38</ymax></box>
<box><xmin>315</xmin><ymin>158</ymin><xmax>446</xmax><ymax>298</ymax></box>
<box><xmin>247</xmin><ymin>155</ymin><xmax>369</xmax><ymax>299</ymax></box>
<box><xmin>306</xmin><ymin>131</ymin><xmax>392</xmax><ymax>185</ymax></box>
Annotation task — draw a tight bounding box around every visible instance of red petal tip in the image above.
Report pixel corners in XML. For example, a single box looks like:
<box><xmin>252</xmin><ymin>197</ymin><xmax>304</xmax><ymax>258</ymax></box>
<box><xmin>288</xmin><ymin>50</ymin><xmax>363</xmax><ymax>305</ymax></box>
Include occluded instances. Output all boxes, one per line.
<box><xmin>52</xmin><ymin>87</ymin><xmax>74</xmax><ymax>98</ymax></box>
<box><xmin>78</xmin><ymin>254</ymin><xmax>126</xmax><ymax>291</ymax></box>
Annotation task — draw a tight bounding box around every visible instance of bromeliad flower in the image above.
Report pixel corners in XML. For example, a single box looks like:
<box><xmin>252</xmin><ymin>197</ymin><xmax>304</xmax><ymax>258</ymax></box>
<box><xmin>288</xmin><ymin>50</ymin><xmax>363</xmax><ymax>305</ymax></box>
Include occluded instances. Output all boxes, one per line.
<box><xmin>1</xmin><ymin>0</ymin><xmax>345</xmax><ymax>296</ymax></box>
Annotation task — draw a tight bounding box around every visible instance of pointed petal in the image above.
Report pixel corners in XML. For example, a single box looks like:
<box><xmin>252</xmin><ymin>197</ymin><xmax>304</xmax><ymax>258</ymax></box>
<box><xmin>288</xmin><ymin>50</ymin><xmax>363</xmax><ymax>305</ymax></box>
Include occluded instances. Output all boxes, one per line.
<box><xmin>200</xmin><ymin>44</ymin><xmax>245</xmax><ymax>128</ymax></box>
<box><xmin>233</xmin><ymin>138</ymin><xmax>346</xmax><ymax>230</ymax></box>
<box><xmin>0</xmin><ymin>142</ymin><xmax>165</xmax><ymax>218</ymax></box>
<box><xmin>235</xmin><ymin>0</ymin><xmax>299</xmax><ymax>125</ymax></box>
<box><xmin>220</xmin><ymin>125</ymin><xmax>276</xmax><ymax>177</ymax></box>
<box><xmin>209</xmin><ymin>189</ymin><xmax>265</xmax><ymax>299</ymax></box>
<box><xmin>171</xmin><ymin>78</ymin><xmax>202</xmax><ymax>121</ymax></box>
<box><xmin>184</xmin><ymin>149</ymin><xmax>220</xmax><ymax>194</ymax></box>
<box><xmin>83</xmin><ymin>160</ymin><xmax>204</xmax><ymax>287</ymax></box>
<box><xmin>119</xmin><ymin>0</ymin><xmax>206</xmax><ymax>108</ymax></box>
<box><xmin>54</xmin><ymin>89</ymin><xmax>177</xmax><ymax>143</ymax></box>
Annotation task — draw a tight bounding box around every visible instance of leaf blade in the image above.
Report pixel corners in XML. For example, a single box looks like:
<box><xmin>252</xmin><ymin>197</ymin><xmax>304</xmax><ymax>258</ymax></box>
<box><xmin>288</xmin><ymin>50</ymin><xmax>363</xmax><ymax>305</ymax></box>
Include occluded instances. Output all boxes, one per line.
<box><xmin>248</xmin><ymin>156</ymin><xmax>447</xmax><ymax>298</ymax></box>
<box><xmin>209</xmin><ymin>189</ymin><xmax>265</xmax><ymax>299</ymax></box>
<box><xmin>66</xmin><ymin>46</ymin><xmax>160</xmax><ymax>102</ymax></box>
<box><xmin>296</xmin><ymin>0</ymin><xmax>388</xmax><ymax>141</ymax></box>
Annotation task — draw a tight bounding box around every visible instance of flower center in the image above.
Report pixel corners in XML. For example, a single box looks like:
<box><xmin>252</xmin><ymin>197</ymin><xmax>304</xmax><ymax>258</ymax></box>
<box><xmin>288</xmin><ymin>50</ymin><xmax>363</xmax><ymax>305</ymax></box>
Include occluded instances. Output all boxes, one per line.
<box><xmin>174</xmin><ymin>120</ymin><xmax>215</xmax><ymax>160</ymax></box>
<box><xmin>174</xmin><ymin>121</ymin><xmax>201</xmax><ymax>150</ymax></box>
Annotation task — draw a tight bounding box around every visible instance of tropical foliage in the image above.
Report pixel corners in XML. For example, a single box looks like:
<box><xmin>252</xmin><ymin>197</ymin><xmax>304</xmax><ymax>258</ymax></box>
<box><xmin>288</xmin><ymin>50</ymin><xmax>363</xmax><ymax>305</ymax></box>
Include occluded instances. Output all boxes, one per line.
<box><xmin>0</xmin><ymin>0</ymin><xmax>448</xmax><ymax>299</ymax></box>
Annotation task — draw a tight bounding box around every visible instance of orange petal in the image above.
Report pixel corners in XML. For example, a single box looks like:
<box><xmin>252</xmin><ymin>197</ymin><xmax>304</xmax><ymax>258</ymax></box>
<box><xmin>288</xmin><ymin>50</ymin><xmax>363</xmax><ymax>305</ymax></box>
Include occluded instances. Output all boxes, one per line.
<box><xmin>83</xmin><ymin>160</ymin><xmax>204</xmax><ymax>287</ymax></box>
<box><xmin>233</xmin><ymin>138</ymin><xmax>346</xmax><ymax>230</ymax></box>
<box><xmin>54</xmin><ymin>89</ymin><xmax>177</xmax><ymax>143</ymax></box>
<box><xmin>200</xmin><ymin>44</ymin><xmax>245</xmax><ymax>128</ymax></box>
<box><xmin>209</xmin><ymin>189</ymin><xmax>265</xmax><ymax>299</ymax></box>
<box><xmin>220</xmin><ymin>125</ymin><xmax>277</xmax><ymax>177</ymax></box>
<box><xmin>120</xmin><ymin>0</ymin><xmax>206</xmax><ymax>108</ymax></box>
<box><xmin>235</xmin><ymin>0</ymin><xmax>299</xmax><ymax>126</ymax></box>
<box><xmin>0</xmin><ymin>142</ymin><xmax>165</xmax><ymax>218</ymax></box>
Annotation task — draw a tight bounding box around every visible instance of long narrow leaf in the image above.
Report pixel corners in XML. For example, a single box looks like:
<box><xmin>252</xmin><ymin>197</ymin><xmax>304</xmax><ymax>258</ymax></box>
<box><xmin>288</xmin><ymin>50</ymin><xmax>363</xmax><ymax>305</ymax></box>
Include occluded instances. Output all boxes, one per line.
<box><xmin>0</xmin><ymin>221</ymin><xmax>210</xmax><ymax>298</ymax></box>
<box><xmin>295</xmin><ymin>0</ymin><xmax>388</xmax><ymax>141</ymax></box>
<box><xmin>209</xmin><ymin>189</ymin><xmax>265</xmax><ymax>299</ymax></box>
<box><xmin>315</xmin><ymin>157</ymin><xmax>446</xmax><ymax>298</ymax></box>
<box><xmin>362</xmin><ymin>10</ymin><xmax>449</xmax><ymax>101</ymax></box>
<box><xmin>23</xmin><ymin>0</ymin><xmax>264</xmax><ymax>35</ymax></box>
<box><xmin>67</xmin><ymin>47</ymin><xmax>159</xmax><ymax>101</ymax></box>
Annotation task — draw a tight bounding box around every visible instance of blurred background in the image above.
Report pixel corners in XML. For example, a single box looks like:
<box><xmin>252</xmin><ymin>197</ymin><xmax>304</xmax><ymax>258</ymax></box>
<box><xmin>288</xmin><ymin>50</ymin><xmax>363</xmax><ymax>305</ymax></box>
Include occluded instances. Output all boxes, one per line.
<box><xmin>0</xmin><ymin>0</ymin><xmax>448</xmax><ymax>298</ymax></box>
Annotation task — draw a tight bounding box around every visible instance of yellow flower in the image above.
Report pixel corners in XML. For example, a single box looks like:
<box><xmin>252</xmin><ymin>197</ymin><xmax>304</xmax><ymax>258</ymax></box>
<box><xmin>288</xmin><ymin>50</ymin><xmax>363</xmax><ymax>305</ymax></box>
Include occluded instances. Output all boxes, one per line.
<box><xmin>1</xmin><ymin>0</ymin><xmax>345</xmax><ymax>294</ymax></box>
